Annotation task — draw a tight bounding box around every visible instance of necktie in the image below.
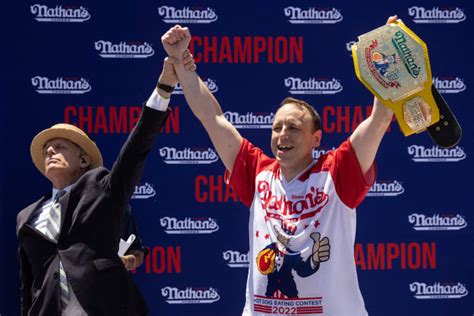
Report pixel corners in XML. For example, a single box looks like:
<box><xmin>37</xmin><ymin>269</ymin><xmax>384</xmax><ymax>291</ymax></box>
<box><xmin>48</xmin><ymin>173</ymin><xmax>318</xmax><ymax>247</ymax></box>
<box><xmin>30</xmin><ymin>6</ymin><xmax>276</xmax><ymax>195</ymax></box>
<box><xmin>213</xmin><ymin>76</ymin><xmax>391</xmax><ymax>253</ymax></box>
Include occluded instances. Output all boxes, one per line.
<box><xmin>50</xmin><ymin>190</ymin><xmax>70</xmax><ymax>310</ymax></box>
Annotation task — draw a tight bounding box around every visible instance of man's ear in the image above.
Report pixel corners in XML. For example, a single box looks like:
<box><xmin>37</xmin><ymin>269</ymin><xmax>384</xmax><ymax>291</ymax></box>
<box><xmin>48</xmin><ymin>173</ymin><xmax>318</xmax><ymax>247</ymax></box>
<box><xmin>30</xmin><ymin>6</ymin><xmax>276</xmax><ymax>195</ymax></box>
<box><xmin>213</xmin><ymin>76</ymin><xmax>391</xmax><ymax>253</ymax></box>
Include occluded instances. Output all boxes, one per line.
<box><xmin>79</xmin><ymin>154</ymin><xmax>91</xmax><ymax>169</ymax></box>
<box><xmin>313</xmin><ymin>130</ymin><xmax>323</xmax><ymax>148</ymax></box>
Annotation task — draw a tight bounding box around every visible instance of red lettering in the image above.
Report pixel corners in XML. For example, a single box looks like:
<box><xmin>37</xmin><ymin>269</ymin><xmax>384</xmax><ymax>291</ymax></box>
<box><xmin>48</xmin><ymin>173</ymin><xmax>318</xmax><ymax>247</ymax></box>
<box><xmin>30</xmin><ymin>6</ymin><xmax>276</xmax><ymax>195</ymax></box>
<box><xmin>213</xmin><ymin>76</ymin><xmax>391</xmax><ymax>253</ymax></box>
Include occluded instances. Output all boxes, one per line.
<box><xmin>423</xmin><ymin>242</ymin><xmax>436</xmax><ymax>269</ymax></box>
<box><xmin>94</xmin><ymin>106</ymin><xmax>108</xmax><ymax>134</ymax></box>
<box><xmin>407</xmin><ymin>242</ymin><xmax>421</xmax><ymax>269</ymax></box>
<box><xmin>290</xmin><ymin>37</ymin><xmax>304</xmax><ymax>63</ymax></box>
<box><xmin>219</xmin><ymin>36</ymin><xmax>232</xmax><ymax>63</ymax></box>
<box><xmin>354</xmin><ymin>243</ymin><xmax>366</xmax><ymax>270</ymax></box>
<box><xmin>234</xmin><ymin>37</ymin><xmax>252</xmax><ymax>63</ymax></box>
<box><xmin>367</xmin><ymin>243</ymin><xmax>385</xmax><ymax>270</ymax></box>
<box><xmin>253</xmin><ymin>36</ymin><xmax>266</xmax><ymax>64</ymax></box>
<box><xmin>189</xmin><ymin>36</ymin><xmax>202</xmax><ymax>63</ymax></box>
<box><xmin>143</xmin><ymin>246</ymin><xmax>181</xmax><ymax>274</ymax></box>
<box><xmin>275</xmin><ymin>36</ymin><xmax>288</xmax><ymax>64</ymax></box>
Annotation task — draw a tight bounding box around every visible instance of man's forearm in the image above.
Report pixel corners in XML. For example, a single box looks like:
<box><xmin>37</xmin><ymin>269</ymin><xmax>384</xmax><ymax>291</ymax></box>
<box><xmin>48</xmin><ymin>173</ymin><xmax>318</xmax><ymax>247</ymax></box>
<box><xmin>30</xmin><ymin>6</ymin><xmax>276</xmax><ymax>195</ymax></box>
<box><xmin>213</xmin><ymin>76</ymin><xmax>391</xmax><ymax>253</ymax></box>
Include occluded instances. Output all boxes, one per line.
<box><xmin>174</xmin><ymin>62</ymin><xmax>223</xmax><ymax>122</ymax></box>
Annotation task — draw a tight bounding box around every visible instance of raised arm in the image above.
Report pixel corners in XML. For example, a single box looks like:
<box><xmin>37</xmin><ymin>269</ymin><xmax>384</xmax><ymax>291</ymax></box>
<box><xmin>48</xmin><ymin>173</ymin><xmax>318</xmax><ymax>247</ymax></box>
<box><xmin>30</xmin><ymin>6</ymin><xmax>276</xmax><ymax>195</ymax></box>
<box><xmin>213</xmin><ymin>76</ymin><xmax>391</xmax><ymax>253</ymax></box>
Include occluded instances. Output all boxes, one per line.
<box><xmin>161</xmin><ymin>25</ymin><xmax>243</xmax><ymax>173</ymax></box>
<box><xmin>349</xmin><ymin>15</ymin><xmax>398</xmax><ymax>174</ymax></box>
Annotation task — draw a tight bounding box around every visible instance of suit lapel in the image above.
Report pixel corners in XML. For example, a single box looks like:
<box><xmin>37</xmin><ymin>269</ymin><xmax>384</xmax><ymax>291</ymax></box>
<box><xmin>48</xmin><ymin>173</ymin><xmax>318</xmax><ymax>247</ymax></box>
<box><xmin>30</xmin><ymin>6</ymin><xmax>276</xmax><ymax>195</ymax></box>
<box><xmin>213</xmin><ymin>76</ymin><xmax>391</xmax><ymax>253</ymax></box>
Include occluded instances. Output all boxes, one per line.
<box><xmin>17</xmin><ymin>194</ymin><xmax>50</xmax><ymax>234</ymax></box>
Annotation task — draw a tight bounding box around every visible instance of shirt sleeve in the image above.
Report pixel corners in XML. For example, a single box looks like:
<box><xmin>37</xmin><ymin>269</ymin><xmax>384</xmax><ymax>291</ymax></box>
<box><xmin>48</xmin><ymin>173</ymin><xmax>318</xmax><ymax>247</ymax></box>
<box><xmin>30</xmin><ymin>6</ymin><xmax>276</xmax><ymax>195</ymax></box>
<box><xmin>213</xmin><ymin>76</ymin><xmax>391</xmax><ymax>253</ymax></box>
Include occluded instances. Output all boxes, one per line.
<box><xmin>224</xmin><ymin>139</ymin><xmax>274</xmax><ymax>208</ymax></box>
<box><xmin>326</xmin><ymin>139</ymin><xmax>376</xmax><ymax>209</ymax></box>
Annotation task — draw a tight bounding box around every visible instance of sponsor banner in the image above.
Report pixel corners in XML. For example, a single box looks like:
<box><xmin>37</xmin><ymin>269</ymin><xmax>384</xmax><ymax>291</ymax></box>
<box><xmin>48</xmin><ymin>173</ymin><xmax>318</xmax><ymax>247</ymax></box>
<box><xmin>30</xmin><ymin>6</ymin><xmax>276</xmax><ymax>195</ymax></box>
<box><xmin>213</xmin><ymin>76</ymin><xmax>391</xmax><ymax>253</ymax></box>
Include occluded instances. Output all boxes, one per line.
<box><xmin>367</xmin><ymin>180</ymin><xmax>404</xmax><ymax>197</ymax></box>
<box><xmin>159</xmin><ymin>147</ymin><xmax>218</xmax><ymax>164</ymax></box>
<box><xmin>408</xmin><ymin>145</ymin><xmax>466</xmax><ymax>162</ymax></box>
<box><xmin>409</xmin><ymin>282</ymin><xmax>468</xmax><ymax>299</ymax></box>
<box><xmin>32</xmin><ymin>76</ymin><xmax>91</xmax><ymax>94</ymax></box>
<box><xmin>223</xmin><ymin>250</ymin><xmax>249</xmax><ymax>268</ymax></box>
<box><xmin>94</xmin><ymin>41</ymin><xmax>154</xmax><ymax>58</ymax></box>
<box><xmin>161</xmin><ymin>286</ymin><xmax>220</xmax><ymax>304</ymax></box>
<box><xmin>131</xmin><ymin>182</ymin><xmax>156</xmax><ymax>200</ymax></box>
<box><xmin>408</xmin><ymin>213</ymin><xmax>467</xmax><ymax>231</ymax></box>
<box><xmin>173</xmin><ymin>78</ymin><xmax>218</xmax><ymax>95</ymax></box>
<box><xmin>30</xmin><ymin>4</ymin><xmax>91</xmax><ymax>22</ymax></box>
<box><xmin>285</xmin><ymin>77</ymin><xmax>343</xmax><ymax>95</ymax></box>
<box><xmin>224</xmin><ymin>111</ymin><xmax>274</xmax><ymax>129</ymax></box>
<box><xmin>433</xmin><ymin>76</ymin><xmax>466</xmax><ymax>94</ymax></box>
<box><xmin>158</xmin><ymin>6</ymin><xmax>217</xmax><ymax>23</ymax></box>
<box><xmin>408</xmin><ymin>6</ymin><xmax>466</xmax><ymax>24</ymax></box>
<box><xmin>284</xmin><ymin>6</ymin><xmax>342</xmax><ymax>24</ymax></box>
<box><xmin>254</xmin><ymin>295</ymin><xmax>323</xmax><ymax>315</ymax></box>
<box><xmin>160</xmin><ymin>217</ymin><xmax>219</xmax><ymax>234</ymax></box>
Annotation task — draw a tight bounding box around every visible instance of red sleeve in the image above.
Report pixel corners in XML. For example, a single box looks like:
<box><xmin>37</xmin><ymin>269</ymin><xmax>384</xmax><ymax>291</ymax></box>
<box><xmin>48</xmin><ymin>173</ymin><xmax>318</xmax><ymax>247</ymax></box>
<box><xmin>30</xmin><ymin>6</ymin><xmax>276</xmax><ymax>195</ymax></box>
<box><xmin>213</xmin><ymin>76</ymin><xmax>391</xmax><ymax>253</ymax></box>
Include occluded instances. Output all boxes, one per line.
<box><xmin>325</xmin><ymin>139</ymin><xmax>376</xmax><ymax>209</ymax></box>
<box><xmin>224</xmin><ymin>139</ymin><xmax>275</xmax><ymax>208</ymax></box>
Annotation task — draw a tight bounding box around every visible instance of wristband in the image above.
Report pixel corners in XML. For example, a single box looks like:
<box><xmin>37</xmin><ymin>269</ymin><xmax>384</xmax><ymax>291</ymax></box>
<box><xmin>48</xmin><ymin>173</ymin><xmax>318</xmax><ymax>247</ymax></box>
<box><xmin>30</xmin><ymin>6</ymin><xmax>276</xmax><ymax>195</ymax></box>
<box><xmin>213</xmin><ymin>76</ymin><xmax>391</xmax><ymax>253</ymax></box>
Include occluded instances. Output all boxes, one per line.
<box><xmin>156</xmin><ymin>82</ymin><xmax>175</xmax><ymax>93</ymax></box>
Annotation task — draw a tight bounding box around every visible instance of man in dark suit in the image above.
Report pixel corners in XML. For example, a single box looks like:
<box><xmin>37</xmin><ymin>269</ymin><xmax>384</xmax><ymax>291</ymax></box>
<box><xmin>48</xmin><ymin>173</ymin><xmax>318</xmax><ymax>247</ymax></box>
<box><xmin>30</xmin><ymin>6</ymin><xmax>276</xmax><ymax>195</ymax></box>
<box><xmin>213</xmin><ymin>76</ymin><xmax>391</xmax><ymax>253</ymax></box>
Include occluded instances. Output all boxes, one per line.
<box><xmin>16</xmin><ymin>52</ymin><xmax>195</xmax><ymax>315</ymax></box>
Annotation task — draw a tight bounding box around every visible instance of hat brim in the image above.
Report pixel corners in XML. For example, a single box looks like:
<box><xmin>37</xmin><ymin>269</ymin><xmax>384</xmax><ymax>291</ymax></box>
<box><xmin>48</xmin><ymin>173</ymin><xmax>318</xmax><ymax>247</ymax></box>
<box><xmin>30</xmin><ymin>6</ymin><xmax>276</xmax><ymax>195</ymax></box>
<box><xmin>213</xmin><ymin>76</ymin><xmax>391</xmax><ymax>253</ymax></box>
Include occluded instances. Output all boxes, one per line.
<box><xmin>30</xmin><ymin>126</ymin><xmax>103</xmax><ymax>175</ymax></box>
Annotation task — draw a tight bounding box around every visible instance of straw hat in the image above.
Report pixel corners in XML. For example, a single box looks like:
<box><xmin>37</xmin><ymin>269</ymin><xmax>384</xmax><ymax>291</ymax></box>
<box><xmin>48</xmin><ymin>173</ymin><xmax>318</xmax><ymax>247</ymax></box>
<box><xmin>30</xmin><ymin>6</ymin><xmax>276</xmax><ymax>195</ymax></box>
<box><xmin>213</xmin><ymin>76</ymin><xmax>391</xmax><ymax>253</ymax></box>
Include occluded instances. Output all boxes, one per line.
<box><xmin>30</xmin><ymin>123</ymin><xmax>103</xmax><ymax>175</ymax></box>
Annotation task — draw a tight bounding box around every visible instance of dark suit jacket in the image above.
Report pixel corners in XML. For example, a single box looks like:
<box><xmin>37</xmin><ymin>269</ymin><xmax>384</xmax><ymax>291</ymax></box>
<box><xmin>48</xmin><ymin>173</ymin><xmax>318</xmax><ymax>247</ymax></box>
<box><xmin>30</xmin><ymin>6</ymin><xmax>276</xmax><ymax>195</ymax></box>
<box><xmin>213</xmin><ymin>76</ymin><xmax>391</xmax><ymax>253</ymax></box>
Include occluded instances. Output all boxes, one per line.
<box><xmin>16</xmin><ymin>106</ymin><xmax>169</xmax><ymax>316</ymax></box>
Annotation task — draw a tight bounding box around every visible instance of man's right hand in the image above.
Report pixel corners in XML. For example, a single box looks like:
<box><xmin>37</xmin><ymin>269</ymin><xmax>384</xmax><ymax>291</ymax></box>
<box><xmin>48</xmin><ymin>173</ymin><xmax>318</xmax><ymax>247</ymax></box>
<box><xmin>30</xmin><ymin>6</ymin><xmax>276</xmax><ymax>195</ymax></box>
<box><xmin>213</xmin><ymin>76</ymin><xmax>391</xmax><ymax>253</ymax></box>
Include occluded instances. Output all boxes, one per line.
<box><xmin>161</xmin><ymin>25</ymin><xmax>191</xmax><ymax>61</ymax></box>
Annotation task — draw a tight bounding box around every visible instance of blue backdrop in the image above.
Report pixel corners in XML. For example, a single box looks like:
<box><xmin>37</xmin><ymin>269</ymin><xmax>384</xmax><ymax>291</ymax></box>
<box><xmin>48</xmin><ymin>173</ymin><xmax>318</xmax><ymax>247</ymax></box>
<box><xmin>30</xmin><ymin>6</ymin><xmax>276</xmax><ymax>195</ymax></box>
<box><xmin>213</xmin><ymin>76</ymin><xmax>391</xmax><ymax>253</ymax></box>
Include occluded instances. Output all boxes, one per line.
<box><xmin>2</xmin><ymin>1</ymin><xmax>473</xmax><ymax>315</ymax></box>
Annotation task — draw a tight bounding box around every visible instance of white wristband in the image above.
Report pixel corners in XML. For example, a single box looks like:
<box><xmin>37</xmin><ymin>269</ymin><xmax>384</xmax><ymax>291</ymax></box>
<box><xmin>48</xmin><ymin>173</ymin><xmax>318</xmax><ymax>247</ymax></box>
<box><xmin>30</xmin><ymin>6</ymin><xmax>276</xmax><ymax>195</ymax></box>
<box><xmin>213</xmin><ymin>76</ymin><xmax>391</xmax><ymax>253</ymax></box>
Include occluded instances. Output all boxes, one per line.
<box><xmin>145</xmin><ymin>89</ymin><xmax>170</xmax><ymax>111</ymax></box>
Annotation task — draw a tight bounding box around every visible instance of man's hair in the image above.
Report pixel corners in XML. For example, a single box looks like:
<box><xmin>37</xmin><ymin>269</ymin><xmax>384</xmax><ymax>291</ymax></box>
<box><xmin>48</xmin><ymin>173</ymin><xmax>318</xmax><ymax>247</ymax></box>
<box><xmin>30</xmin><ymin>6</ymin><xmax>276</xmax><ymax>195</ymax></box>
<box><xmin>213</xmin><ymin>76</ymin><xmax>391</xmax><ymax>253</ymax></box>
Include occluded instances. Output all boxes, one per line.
<box><xmin>277</xmin><ymin>97</ymin><xmax>321</xmax><ymax>132</ymax></box>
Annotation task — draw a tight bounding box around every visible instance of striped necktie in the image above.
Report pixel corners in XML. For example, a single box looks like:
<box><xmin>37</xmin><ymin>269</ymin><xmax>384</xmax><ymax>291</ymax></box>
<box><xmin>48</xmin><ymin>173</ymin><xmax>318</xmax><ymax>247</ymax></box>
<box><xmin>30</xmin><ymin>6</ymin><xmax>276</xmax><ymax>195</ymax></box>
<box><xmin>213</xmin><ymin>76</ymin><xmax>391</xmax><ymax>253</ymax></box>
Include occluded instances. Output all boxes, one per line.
<box><xmin>50</xmin><ymin>190</ymin><xmax>70</xmax><ymax>311</ymax></box>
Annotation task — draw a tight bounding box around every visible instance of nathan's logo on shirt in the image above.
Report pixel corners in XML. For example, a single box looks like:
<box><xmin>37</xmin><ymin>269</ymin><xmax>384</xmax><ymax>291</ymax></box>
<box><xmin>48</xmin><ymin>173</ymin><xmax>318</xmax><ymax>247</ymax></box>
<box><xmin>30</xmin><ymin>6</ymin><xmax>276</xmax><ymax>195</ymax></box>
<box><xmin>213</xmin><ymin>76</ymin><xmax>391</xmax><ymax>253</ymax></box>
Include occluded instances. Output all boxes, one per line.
<box><xmin>312</xmin><ymin>147</ymin><xmax>336</xmax><ymax>160</ymax></box>
<box><xmin>94</xmin><ymin>41</ymin><xmax>154</xmax><ymax>58</ymax></box>
<box><xmin>433</xmin><ymin>76</ymin><xmax>466</xmax><ymax>94</ymax></box>
<box><xmin>285</xmin><ymin>77</ymin><xmax>343</xmax><ymax>95</ymax></box>
<box><xmin>409</xmin><ymin>213</ymin><xmax>467</xmax><ymax>231</ymax></box>
<box><xmin>408</xmin><ymin>145</ymin><xmax>466</xmax><ymax>162</ymax></box>
<box><xmin>161</xmin><ymin>286</ymin><xmax>220</xmax><ymax>304</ymax></box>
<box><xmin>158</xmin><ymin>6</ymin><xmax>217</xmax><ymax>23</ymax></box>
<box><xmin>409</xmin><ymin>282</ymin><xmax>468</xmax><ymax>299</ymax></box>
<box><xmin>160</xmin><ymin>217</ymin><xmax>219</xmax><ymax>234</ymax></box>
<box><xmin>173</xmin><ymin>78</ymin><xmax>218</xmax><ymax>95</ymax></box>
<box><xmin>30</xmin><ymin>4</ymin><xmax>91</xmax><ymax>22</ymax></box>
<box><xmin>224</xmin><ymin>112</ymin><xmax>274</xmax><ymax>129</ymax></box>
<box><xmin>159</xmin><ymin>147</ymin><xmax>218</xmax><ymax>164</ymax></box>
<box><xmin>408</xmin><ymin>6</ymin><xmax>466</xmax><ymax>23</ymax></box>
<box><xmin>367</xmin><ymin>180</ymin><xmax>404</xmax><ymax>197</ymax></box>
<box><xmin>31</xmin><ymin>76</ymin><xmax>91</xmax><ymax>94</ymax></box>
<box><xmin>131</xmin><ymin>182</ymin><xmax>156</xmax><ymax>199</ymax></box>
<box><xmin>223</xmin><ymin>250</ymin><xmax>249</xmax><ymax>268</ymax></box>
<box><xmin>257</xmin><ymin>181</ymin><xmax>329</xmax><ymax>218</ymax></box>
<box><xmin>284</xmin><ymin>6</ymin><xmax>343</xmax><ymax>24</ymax></box>
<box><xmin>346</xmin><ymin>40</ymin><xmax>356</xmax><ymax>56</ymax></box>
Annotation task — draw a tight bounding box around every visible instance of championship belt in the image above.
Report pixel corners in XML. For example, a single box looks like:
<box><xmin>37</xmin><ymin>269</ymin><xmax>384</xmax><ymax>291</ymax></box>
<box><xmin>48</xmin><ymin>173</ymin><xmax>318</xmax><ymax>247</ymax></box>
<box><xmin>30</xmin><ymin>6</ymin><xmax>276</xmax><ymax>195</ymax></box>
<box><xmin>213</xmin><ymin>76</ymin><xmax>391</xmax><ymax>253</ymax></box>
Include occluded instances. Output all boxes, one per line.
<box><xmin>352</xmin><ymin>21</ymin><xmax>461</xmax><ymax>148</ymax></box>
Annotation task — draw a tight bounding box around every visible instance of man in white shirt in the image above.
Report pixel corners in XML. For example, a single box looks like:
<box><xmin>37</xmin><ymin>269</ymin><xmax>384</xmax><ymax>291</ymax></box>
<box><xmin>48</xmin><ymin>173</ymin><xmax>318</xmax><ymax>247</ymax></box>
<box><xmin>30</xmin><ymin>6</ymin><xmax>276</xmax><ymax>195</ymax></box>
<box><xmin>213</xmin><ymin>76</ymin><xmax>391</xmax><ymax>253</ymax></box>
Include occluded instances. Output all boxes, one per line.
<box><xmin>160</xmin><ymin>16</ymin><xmax>396</xmax><ymax>316</ymax></box>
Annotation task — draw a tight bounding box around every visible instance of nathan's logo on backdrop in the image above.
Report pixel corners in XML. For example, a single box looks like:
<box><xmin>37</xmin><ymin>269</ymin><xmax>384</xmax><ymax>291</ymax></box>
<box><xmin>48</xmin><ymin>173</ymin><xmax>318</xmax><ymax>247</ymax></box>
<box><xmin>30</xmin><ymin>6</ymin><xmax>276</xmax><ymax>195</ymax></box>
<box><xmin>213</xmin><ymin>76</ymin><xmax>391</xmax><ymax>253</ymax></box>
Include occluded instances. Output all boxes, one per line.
<box><xmin>160</xmin><ymin>217</ymin><xmax>219</xmax><ymax>234</ymax></box>
<box><xmin>408</xmin><ymin>145</ymin><xmax>466</xmax><ymax>162</ymax></box>
<box><xmin>158</xmin><ymin>6</ymin><xmax>217</xmax><ymax>23</ymax></box>
<box><xmin>94</xmin><ymin>41</ymin><xmax>154</xmax><ymax>58</ymax></box>
<box><xmin>408</xmin><ymin>6</ymin><xmax>466</xmax><ymax>23</ymax></box>
<box><xmin>284</xmin><ymin>6</ymin><xmax>343</xmax><ymax>24</ymax></box>
<box><xmin>174</xmin><ymin>78</ymin><xmax>218</xmax><ymax>95</ymax></box>
<box><xmin>159</xmin><ymin>147</ymin><xmax>218</xmax><ymax>164</ymax></box>
<box><xmin>409</xmin><ymin>213</ymin><xmax>467</xmax><ymax>231</ymax></box>
<box><xmin>223</xmin><ymin>250</ymin><xmax>249</xmax><ymax>268</ymax></box>
<box><xmin>312</xmin><ymin>147</ymin><xmax>336</xmax><ymax>160</ymax></box>
<box><xmin>30</xmin><ymin>4</ymin><xmax>91</xmax><ymax>22</ymax></box>
<box><xmin>346</xmin><ymin>41</ymin><xmax>356</xmax><ymax>56</ymax></box>
<box><xmin>32</xmin><ymin>76</ymin><xmax>91</xmax><ymax>94</ymax></box>
<box><xmin>367</xmin><ymin>180</ymin><xmax>404</xmax><ymax>197</ymax></box>
<box><xmin>433</xmin><ymin>76</ymin><xmax>466</xmax><ymax>94</ymax></box>
<box><xmin>131</xmin><ymin>182</ymin><xmax>156</xmax><ymax>199</ymax></box>
<box><xmin>409</xmin><ymin>282</ymin><xmax>468</xmax><ymax>299</ymax></box>
<box><xmin>189</xmin><ymin>36</ymin><xmax>303</xmax><ymax>64</ymax></box>
<box><xmin>392</xmin><ymin>31</ymin><xmax>421</xmax><ymax>79</ymax></box>
<box><xmin>285</xmin><ymin>77</ymin><xmax>343</xmax><ymax>95</ymax></box>
<box><xmin>224</xmin><ymin>112</ymin><xmax>274</xmax><ymax>129</ymax></box>
<box><xmin>161</xmin><ymin>286</ymin><xmax>220</xmax><ymax>304</ymax></box>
